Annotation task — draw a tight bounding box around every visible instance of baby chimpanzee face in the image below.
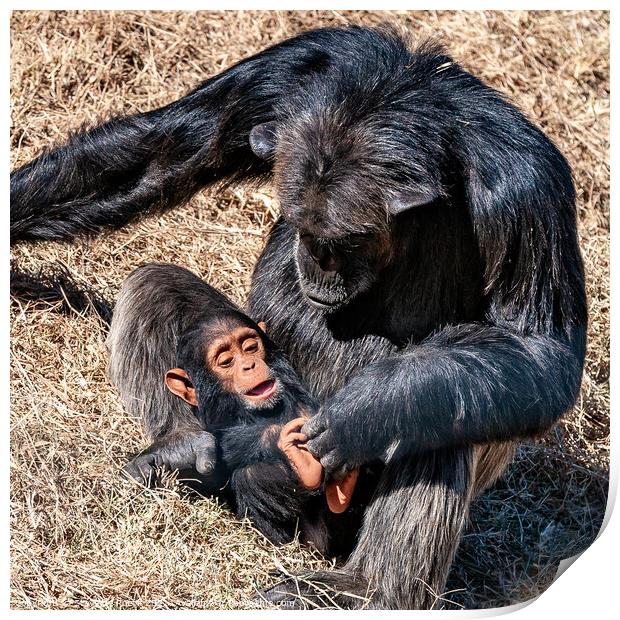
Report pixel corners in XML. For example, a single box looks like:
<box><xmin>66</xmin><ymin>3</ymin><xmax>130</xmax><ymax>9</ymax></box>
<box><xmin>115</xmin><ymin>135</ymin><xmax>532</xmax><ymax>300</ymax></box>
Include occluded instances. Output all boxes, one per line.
<box><xmin>205</xmin><ymin>325</ymin><xmax>279</xmax><ymax>405</ymax></box>
<box><xmin>164</xmin><ymin>318</ymin><xmax>281</xmax><ymax>415</ymax></box>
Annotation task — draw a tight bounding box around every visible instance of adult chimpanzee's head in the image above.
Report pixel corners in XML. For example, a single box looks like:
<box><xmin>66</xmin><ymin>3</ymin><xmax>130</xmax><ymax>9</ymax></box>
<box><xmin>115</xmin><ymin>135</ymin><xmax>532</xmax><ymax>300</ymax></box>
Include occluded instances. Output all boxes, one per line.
<box><xmin>249</xmin><ymin>38</ymin><xmax>450</xmax><ymax>312</ymax></box>
<box><xmin>164</xmin><ymin>314</ymin><xmax>287</xmax><ymax>429</ymax></box>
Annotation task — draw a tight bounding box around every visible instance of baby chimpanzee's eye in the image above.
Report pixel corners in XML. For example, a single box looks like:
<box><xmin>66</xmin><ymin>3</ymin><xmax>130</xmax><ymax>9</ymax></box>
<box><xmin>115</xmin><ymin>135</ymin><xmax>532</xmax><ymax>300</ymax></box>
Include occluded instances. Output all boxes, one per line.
<box><xmin>243</xmin><ymin>338</ymin><xmax>260</xmax><ymax>353</ymax></box>
<box><xmin>217</xmin><ymin>352</ymin><xmax>234</xmax><ymax>368</ymax></box>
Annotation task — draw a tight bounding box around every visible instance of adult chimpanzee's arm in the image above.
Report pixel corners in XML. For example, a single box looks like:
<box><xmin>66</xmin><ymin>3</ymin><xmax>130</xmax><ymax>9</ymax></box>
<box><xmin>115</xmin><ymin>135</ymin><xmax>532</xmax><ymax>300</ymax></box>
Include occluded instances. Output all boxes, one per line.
<box><xmin>123</xmin><ymin>424</ymin><xmax>219</xmax><ymax>486</ymax></box>
<box><xmin>10</xmin><ymin>27</ymin><xmax>367</xmax><ymax>244</ymax></box>
<box><xmin>303</xmin><ymin>323</ymin><xmax>586</xmax><ymax>473</ymax></box>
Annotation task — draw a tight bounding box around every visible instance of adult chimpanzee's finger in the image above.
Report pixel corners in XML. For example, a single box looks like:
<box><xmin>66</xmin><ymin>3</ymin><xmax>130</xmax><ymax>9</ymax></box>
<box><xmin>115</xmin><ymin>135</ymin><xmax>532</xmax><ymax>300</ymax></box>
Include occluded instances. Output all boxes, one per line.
<box><xmin>301</xmin><ymin>414</ymin><xmax>327</xmax><ymax>439</ymax></box>
<box><xmin>195</xmin><ymin>452</ymin><xmax>216</xmax><ymax>475</ymax></box>
<box><xmin>305</xmin><ymin>429</ymin><xmax>335</xmax><ymax>460</ymax></box>
<box><xmin>195</xmin><ymin>447</ymin><xmax>216</xmax><ymax>475</ymax></box>
<box><xmin>331</xmin><ymin>464</ymin><xmax>353</xmax><ymax>481</ymax></box>
<box><xmin>319</xmin><ymin>448</ymin><xmax>347</xmax><ymax>475</ymax></box>
<box><xmin>122</xmin><ymin>454</ymin><xmax>157</xmax><ymax>486</ymax></box>
<box><xmin>121</xmin><ymin>461</ymin><xmax>143</xmax><ymax>482</ymax></box>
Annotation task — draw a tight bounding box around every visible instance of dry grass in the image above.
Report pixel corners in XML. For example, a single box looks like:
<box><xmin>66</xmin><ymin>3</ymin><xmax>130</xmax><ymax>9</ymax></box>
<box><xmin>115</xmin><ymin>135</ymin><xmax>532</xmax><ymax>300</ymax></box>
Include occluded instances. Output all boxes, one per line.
<box><xmin>10</xmin><ymin>10</ymin><xmax>609</xmax><ymax>610</ymax></box>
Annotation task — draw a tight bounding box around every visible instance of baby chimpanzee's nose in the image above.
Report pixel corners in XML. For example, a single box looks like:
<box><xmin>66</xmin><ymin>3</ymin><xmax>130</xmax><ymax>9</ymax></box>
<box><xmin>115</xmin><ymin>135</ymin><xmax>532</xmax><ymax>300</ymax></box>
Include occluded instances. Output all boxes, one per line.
<box><xmin>241</xmin><ymin>357</ymin><xmax>256</xmax><ymax>371</ymax></box>
<box><xmin>300</xmin><ymin>234</ymin><xmax>339</xmax><ymax>273</ymax></box>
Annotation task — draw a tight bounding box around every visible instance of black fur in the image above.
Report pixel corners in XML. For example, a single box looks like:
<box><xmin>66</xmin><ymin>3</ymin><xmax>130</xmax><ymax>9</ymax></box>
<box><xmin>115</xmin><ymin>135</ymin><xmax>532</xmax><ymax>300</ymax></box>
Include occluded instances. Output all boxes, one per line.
<box><xmin>10</xmin><ymin>28</ymin><xmax>374</xmax><ymax>244</ymax></box>
<box><xmin>11</xmin><ymin>26</ymin><xmax>586</xmax><ymax>609</ymax></box>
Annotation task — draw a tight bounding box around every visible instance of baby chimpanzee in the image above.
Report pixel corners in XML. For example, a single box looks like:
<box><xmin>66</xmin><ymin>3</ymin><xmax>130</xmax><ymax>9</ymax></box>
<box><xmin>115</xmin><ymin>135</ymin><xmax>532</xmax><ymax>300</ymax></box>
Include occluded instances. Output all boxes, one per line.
<box><xmin>116</xmin><ymin>264</ymin><xmax>357</xmax><ymax>553</ymax></box>
<box><xmin>166</xmin><ymin>311</ymin><xmax>358</xmax><ymax>548</ymax></box>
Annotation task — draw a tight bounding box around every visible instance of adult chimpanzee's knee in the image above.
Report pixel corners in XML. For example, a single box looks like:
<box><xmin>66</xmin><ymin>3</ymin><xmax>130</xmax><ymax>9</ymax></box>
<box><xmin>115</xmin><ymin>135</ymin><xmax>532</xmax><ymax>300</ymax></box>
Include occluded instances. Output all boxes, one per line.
<box><xmin>345</xmin><ymin>448</ymin><xmax>476</xmax><ymax>609</ymax></box>
<box><xmin>346</xmin><ymin>443</ymin><xmax>515</xmax><ymax>608</ymax></box>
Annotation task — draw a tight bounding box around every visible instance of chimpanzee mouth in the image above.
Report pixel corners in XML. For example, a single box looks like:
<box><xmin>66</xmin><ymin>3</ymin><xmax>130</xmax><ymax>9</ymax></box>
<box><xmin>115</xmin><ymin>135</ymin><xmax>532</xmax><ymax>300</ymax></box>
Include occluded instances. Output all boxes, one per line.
<box><xmin>304</xmin><ymin>291</ymin><xmax>340</xmax><ymax>310</ymax></box>
<box><xmin>303</xmin><ymin>289</ymin><xmax>348</xmax><ymax>311</ymax></box>
<box><xmin>245</xmin><ymin>379</ymin><xmax>277</xmax><ymax>401</ymax></box>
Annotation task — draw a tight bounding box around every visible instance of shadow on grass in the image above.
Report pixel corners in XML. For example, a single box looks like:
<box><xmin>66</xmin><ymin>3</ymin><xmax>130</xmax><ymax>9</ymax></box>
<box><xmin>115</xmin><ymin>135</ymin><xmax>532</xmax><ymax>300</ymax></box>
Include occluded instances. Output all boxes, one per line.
<box><xmin>446</xmin><ymin>439</ymin><xmax>609</xmax><ymax>609</ymax></box>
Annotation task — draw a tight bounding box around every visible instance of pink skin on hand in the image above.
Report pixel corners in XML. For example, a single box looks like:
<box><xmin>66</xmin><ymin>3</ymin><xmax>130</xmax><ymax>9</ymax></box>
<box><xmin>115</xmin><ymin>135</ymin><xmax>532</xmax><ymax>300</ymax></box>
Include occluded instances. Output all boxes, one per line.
<box><xmin>277</xmin><ymin>417</ymin><xmax>323</xmax><ymax>490</ymax></box>
<box><xmin>277</xmin><ymin>416</ymin><xmax>359</xmax><ymax>513</ymax></box>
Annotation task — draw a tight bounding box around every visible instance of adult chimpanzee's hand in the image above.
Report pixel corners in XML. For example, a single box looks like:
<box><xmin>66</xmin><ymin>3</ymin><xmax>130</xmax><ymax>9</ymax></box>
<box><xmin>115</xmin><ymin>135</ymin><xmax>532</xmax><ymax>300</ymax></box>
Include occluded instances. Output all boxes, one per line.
<box><xmin>302</xmin><ymin>388</ymin><xmax>392</xmax><ymax>476</ymax></box>
<box><xmin>123</xmin><ymin>429</ymin><xmax>217</xmax><ymax>487</ymax></box>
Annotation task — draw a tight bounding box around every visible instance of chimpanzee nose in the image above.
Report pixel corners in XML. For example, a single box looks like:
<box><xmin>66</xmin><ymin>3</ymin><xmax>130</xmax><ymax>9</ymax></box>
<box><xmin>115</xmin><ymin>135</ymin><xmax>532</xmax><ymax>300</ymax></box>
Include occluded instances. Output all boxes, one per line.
<box><xmin>242</xmin><ymin>357</ymin><xmax>256</xmax><ymax>371</ymax></box>
<box><xmin>300</xmin><ymin>234</ymin><xmax>339</xmax><ymax>273</ymax></box>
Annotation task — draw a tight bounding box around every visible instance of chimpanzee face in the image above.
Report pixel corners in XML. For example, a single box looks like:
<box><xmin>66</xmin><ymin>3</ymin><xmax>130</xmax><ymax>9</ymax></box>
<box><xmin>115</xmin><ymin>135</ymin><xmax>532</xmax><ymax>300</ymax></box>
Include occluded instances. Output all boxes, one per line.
<box><xmin>205</xmin><ymin>326</ymin><xmax>279</xmax><ymax>406</ymax></box>
<box><xmin>291</xmin><ymin>231</ymin><xmax>391</xmax><ymax>311</ymax></box>
<box><xmin>165</xmin><ymin>321</ymin><xmax>281</xmax><ymax>414</ymax></box>
<box><xmin>249</xmin><ymin>117</ymin><xmax>439</xmax><ymax>312</ymax></box>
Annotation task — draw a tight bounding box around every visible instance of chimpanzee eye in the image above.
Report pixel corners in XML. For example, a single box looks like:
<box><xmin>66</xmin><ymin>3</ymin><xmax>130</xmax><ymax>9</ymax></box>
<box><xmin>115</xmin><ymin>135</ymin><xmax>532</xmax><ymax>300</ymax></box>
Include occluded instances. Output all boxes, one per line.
<box><xmin>243</xmin><ymin>338</ymin><xmax>260</xmax><ymax>353</ymax></box>
<box><xmin>218</xmin><ymin>353</ymin><xmax>234</xmax><ymax>368</ymax></box>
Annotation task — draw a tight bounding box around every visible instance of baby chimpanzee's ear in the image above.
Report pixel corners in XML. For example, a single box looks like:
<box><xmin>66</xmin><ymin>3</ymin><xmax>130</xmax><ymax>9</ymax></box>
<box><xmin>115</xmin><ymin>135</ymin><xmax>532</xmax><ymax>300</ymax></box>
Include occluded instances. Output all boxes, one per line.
<box><xmin>258</xmin><ymin>321</ymin><xmax>267</xmax><ymax>334</ymax></box>
<box><xmin>164</xmin><ymin>368</ymin><xmax>198</xmax><ymax>406</ymax></box>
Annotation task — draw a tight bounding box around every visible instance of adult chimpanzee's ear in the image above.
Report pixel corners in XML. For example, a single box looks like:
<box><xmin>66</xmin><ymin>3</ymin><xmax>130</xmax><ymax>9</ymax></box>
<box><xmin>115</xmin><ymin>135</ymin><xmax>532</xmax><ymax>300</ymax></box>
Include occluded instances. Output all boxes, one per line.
<box><xmin>388</xmin><ymin>187</ymin><xmax>439</xmax><ymax>216</ymax></box>
<box><xmin>258</xmin><ymin>321</ymin><xmax>267</xmax><ymax>333</ymax></box>
<box><xmin>164</xmin><ymin>368</ymin><xmax>198</xmax><ymax>406</ymax></box>
<box><xmin>249</xmin><ymin>122</ymin><xmax>277</xmax><ymax>160</ymax></box>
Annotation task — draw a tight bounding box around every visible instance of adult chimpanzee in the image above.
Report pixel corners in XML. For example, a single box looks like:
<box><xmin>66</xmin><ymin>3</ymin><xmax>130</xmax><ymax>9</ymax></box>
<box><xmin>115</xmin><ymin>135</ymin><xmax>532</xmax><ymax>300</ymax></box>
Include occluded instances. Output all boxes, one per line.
<box><xmin>10</xmin><ymin>27</ymin><xmax>586</xmax><ymax>609</ymax></box>
<box><xmin>113</xmin><ymin>263</ymin><xmax>361</xmax><ymax>557</ymax></box>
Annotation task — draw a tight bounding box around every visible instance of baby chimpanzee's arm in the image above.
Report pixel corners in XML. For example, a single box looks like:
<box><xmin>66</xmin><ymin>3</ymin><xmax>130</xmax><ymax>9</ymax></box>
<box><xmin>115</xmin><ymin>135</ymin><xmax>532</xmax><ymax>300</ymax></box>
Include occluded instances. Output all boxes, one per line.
<box><xmin>123</xmin><ymin>422</ymin><xmax>220</xmax><ymax>489</ymax></box>
<box><xmin>218</xmin><ymin>421</ymin><xmax>284</xmax><ymax>471</ymax></box>
<box><xmin>217</xmin><ymin>420</ymin><xmax>324</xmax><ymax>546</ymax></box>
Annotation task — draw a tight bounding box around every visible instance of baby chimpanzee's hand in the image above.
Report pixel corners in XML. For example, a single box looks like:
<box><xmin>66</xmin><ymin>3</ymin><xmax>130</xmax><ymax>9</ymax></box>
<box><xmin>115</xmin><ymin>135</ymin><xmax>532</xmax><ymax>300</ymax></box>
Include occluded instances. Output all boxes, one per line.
<box><xmin>123</xmin><ymin>429</ymin><xmax>217</xmax><ymax>487</ymax></box>
<box><xmin>277</xmin><ymin>417</ymin><xmax>323</xmax><ymax>490</ymax></box>
<box><xmin>278</xmin><ymin>417</ymin><xmax>360</xmax><ymax>514</ymax></box>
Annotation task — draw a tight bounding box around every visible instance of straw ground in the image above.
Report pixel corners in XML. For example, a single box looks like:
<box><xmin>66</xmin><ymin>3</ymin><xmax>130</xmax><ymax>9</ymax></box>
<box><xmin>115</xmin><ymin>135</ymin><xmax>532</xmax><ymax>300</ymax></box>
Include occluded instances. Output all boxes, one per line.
<box><xmin>10</xmin><ymin>10</ymin><xmax>609</xmax><ymax>609</ymax></box>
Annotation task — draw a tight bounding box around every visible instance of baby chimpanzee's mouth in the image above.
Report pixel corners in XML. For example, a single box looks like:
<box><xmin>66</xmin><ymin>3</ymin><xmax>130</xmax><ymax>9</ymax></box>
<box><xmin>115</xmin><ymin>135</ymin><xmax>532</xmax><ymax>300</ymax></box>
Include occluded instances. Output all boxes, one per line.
<box><xmin>245</xmin><ymin>379</ymin><xmax>277</xmax><ymax>400</ymax></box>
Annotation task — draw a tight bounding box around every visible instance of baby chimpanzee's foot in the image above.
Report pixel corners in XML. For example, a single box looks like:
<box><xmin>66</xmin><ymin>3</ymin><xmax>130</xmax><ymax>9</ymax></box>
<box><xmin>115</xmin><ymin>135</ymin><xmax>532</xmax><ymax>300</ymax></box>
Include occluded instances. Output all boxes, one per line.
<box><xmin>255</xmin><ymin>570</ymin><xmax>372</xmax><ymax>610</ymax></box>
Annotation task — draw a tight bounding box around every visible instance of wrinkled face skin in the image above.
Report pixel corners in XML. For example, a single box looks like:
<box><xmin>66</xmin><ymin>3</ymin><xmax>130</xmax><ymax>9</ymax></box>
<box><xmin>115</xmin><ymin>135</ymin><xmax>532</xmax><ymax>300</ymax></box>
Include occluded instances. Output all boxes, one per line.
<box><xmin>291</xmin><ymin>229</ymin><xmax>392</xmax><ymax>311</ymax></box>
<box><xmin>274</xmin><ymin>122</ymin><xmax>395</xmax><ymax>312</ymax></box>
<box><xmin>206</xmin><ymin>326</ymin><xmax>280</xmax><ymax>408</ymax></box>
